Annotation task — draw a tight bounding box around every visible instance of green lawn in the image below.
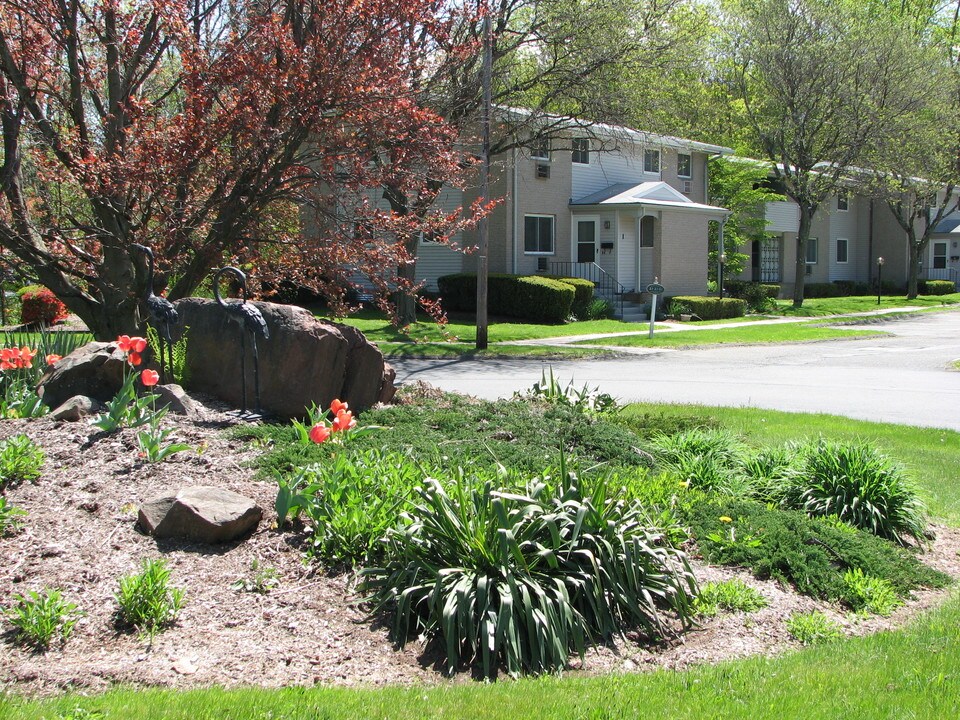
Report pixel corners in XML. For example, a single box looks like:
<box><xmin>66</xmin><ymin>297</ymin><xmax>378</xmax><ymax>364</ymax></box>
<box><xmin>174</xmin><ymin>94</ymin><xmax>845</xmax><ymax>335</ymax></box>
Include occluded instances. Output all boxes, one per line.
<box><xmin>620</xmin><ymin>403</ymin><xmax>960</xmax><ymax>523</ymax></box>
<box><xmin>577</xmin><ymin>323</ymin><xmax>884</xmax><ymax>348</ymax></box>
<box><xmin>322</xmin><ymin>308</ymin><xmax>648</xmax><ymax>344</ymax></box>
<box><xmin>6</xmin><ymin>594</ymin><xmax>959</xmax><ymax>719</ymax></box>
<box><xmin>773</xmin><ymin>294</ymin><xmax>960</xmax><ymax>316</ymax></box>
<box><xmin>377</xmin><ymin>342</ymin><xmax>617</xmax><ymax>359</ymax></box>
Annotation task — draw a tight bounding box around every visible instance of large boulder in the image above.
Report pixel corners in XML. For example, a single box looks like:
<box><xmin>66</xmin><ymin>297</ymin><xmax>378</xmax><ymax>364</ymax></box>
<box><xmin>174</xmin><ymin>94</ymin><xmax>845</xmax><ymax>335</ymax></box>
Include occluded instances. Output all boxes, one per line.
<box><xmin>36</xmin><ymin>342</ymin><xmax>128</xmax><ymax>409</ymax></box>
<box><xmin>175</xmin><ymin>298</ymin><xmax>394</xmax><ymax>418</ymax></box>
<box><xmin>138</xmin><ymin>487</ymin><xmax>262</xmax><ymax>544</ymax></box>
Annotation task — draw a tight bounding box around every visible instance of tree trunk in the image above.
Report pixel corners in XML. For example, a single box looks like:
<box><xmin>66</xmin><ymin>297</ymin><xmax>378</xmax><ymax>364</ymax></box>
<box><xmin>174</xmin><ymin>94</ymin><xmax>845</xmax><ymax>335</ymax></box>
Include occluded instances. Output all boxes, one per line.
<box><xmin>392</xmin><ymin>258</ymin><xmax>418</xmax><ymax>327</ymax></box>
<box><xmin>907</xmin><ymin>233</ymin><xmax>920</xmax><ymax>300</ymax></box>
<box><xmin>792</xmin><ymin>207</ymin><xmax>813</xmax><ymax>308</ymax></box>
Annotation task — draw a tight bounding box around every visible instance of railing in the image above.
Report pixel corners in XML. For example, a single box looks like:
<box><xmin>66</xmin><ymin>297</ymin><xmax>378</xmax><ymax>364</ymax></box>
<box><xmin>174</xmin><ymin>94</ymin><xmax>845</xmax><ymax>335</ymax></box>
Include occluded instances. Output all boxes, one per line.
<box><xmin>920</xmin><ymin>267</ymin><xmax>958</xmax><ymax>284</ymax></box>
<box><xmin>549</xmin><ymin>261</ymin><xmax>626</xmax><ymax>318</ymax></box>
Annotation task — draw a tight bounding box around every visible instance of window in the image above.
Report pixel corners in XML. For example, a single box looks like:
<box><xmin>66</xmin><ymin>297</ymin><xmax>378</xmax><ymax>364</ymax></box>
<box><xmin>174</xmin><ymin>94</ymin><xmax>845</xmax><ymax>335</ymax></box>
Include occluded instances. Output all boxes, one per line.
<box><xmin>836</xmin><ymin>237</ymin><xmax>848</xmax><ymax>263</ymax></box>
<box><xmin>530</xmin><ymin>137</ymin><xmax>550</xmax><ymax>161</ymax></box>
<box><xmin>934</xmin><ymin>241</ymin><xmax>947</xmax><ymax>269</ymax></box>
<box><xmin>524</xmin><ymin>215</ymin><xmax>554</xmax><ymax>254</ymax></box>
<box><xmin>644</xmin><ymin>148</ymin><xmax>660</xmax><ymax>174</ymax></box>
<box><xmin>677</xmin><ymin>153</ymin><xmax>692</xmax><ymax>178</ymax></box>
<box><xmin>806</xmin><ymin>236</ymin><xmax>818</xmax><ymax>264</ymax></box>
<box><xmin>837</xmin><ymin>190</ymin><xmax>849</xmax><ymax>212</ymax></box>
<box><xmin>572</xmin><ymin>138</ymin><xmax>590</xmax><ymax>164</ymax></box>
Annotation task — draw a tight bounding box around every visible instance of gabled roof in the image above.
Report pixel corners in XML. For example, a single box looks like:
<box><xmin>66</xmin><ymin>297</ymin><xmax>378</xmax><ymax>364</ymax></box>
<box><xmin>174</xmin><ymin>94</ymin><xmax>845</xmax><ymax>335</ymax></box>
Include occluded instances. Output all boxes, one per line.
<box><xmin>933</xmin><ymin>210</ymin><xmax>960</xmax><ymax>234</ymax></box>
<box><xmin>571</xmin><ymin>181</ymin><xmax>730</xmax><ymax>214</ymax></box>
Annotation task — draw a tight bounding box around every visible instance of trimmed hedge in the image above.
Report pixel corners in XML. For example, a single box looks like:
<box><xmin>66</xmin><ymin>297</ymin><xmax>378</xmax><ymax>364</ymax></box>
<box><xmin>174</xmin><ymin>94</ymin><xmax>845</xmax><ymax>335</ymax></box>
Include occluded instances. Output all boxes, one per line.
<box><xmin>545</xmin><ymin>276</ymin><xmax>595</xmax><ymax>318</ymax></box>
<box><xmin>669</xmin><ymin>296</ymin><xmax>746</xmax><ymax>320</ymax></box>
<box><xmin>919</xmin><ymin>279</ymin><xmax>955</xmax><ymax>295</ymax></box>
<box><xmin>727</xmin><ymin>281</ymin><xmax>780</xmax><ymax>300</ymax></box>
<box><xmin>437</xmin><ymin>273</ymin><xmax>575</xmax><ymax>323</ymax></box>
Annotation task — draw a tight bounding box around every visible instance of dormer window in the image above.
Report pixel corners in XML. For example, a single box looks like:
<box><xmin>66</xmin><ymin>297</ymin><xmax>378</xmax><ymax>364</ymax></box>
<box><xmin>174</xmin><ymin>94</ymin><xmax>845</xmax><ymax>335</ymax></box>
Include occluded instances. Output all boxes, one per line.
<box><xmin>572</xmin><ymin>138</ymin><xmax>590</xmax><ymax>164</ymax></box>
<box><xmin>644</xmin><ymin>148</ymin><xmax>660</xmax><ymax>174</ymax></box>
<box><xmin>677</xmin><ymin>153</ymin><xmax>692</xmax><ymax>178</ymax></box>
<box><xmin>530</xmin><ymin>137</ymin><xmax>550</xmax><ymax>161</ymax></box>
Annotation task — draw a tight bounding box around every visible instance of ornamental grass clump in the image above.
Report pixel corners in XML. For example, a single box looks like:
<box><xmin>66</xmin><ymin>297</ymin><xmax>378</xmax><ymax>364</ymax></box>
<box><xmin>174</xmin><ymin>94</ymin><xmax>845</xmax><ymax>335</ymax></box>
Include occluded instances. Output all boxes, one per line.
<box><xmin>782</xmin><ymin>440</ymin><xmax>927</xmax><ymax>546</ymax></box>
<box><xmin>651</xmin><ymin>428</ymin><xmax>750</xmax><ymax>495</ymax></box>
<box><xmin>115</xmin><ymin>558</ymin><xmax>185</xmax><ymax>639</ymax></box>
<box><xmin>361</xmin><ymin>474</ymin><xmax>697</xmax><ymax>678</ymax></box>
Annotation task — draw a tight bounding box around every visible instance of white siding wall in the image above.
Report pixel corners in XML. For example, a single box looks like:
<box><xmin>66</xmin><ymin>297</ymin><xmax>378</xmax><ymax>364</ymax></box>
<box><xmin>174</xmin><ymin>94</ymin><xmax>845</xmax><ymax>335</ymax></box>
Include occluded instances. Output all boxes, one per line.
<box><xmin>765</xmin><ymin>201</ymin><xmax>800</xmax><ymax>233</ymax></box>
<box><xmin>829</xmin><ymin>195</ymin><xmax>857</xmax><ymax>282</ymax></box>
<box><xmin>571</xmin><ymin>144</ymin><xmax>659</xmax><ymax>198</ymax></box>
<box><xmin>415</xmin><ymin>188</ymin><xmax>465</xmax><ymax>290</ymax></box>
<box><xmin>596</xmin><ymin>213</ymin><xmax>617</xmax><ymax>279</ymax></box>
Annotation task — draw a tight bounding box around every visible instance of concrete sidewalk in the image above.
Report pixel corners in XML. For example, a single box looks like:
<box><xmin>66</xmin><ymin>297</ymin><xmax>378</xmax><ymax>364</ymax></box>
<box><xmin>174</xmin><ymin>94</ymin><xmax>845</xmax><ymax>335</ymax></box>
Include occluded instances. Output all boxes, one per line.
<box><xmin>504</xmin><ymin>306</ymin><xmax>930</xmax><ymax>347</ymax></box>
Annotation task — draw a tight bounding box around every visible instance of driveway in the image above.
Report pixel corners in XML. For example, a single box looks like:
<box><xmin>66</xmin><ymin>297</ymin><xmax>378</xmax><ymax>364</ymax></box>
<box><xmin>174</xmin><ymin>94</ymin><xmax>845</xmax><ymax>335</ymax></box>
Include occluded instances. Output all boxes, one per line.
<box><xmin>390</xmin><ymin>310</ymin><xmax>960</xmax><ymax>431</ymax></box>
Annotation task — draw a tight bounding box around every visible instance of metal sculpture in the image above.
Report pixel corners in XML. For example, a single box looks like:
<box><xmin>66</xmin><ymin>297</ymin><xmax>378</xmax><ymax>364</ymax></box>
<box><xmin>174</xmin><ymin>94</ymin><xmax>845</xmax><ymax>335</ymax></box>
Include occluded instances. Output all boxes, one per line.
<box><xmin>131</xmin><ymin>243</ymin><xmax>178</xmax><ymax>383</ymax></box>
<box><xmin>214</xmin><ymin>266</ymin><xmax>270</xmax><ymax>416</ymax></box>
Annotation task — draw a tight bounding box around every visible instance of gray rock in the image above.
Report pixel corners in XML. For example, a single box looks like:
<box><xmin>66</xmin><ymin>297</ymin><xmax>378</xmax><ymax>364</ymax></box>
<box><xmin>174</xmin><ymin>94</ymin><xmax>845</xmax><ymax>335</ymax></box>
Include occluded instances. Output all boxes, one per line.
<box><xmin>49</xmin><ymin>394</ymin><xmax>103</xmax><ymax>421</ymax></box>
<box><xmin>151</xmin><ymin>383</ymin><xmax>198</xmax><ymax>416</ymax></box>
<box><xmin>138</xmin><ymin>487</ymin><xmax>262</xmax><ymax>544</ymax></box>
<box><xmin>175</xmin><ymin>298</ymin><xmax>395</xmax><ymax>418</ymax></box>
<box><xmin>37</xmin><ymin>342</ymin><xmax>128</xmax><ymax>409</ymax></box>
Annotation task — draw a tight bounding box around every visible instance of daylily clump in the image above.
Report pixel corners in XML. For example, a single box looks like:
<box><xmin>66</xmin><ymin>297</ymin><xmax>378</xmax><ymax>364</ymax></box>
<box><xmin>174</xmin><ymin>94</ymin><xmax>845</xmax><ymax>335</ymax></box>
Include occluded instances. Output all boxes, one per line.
<box><xmin>0</xmin><ymin>346</ymin><xmax>37</xmax><ymax>371</ymax></box>
<box><xmin>309</xmin><ymin>399</ymin><xmax>357</xmax><ymax>444</ymax></box>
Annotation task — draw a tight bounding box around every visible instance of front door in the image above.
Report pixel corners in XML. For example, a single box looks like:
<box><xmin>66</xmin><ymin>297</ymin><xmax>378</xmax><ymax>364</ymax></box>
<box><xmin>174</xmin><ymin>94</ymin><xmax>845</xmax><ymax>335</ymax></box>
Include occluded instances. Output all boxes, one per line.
<box><xmin>577</xmin><ymin>220</ymin><xmax>596</xmax><ymax>263</ymax></box>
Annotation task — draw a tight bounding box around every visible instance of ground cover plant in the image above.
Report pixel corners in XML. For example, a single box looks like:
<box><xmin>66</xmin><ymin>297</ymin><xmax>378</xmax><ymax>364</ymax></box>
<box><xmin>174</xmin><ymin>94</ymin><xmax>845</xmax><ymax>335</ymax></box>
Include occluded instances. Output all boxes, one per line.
<box><xmin>693</xmin><ymin>579</ymin><xmax>768</xmax><ymax>617</ymax></box>
<box><xmin>114</xmin><ymin>559</ymin><xmax>185</xmax><ymax>639</ymax></box>
<box><xmin>5</xmin><ymin>588</ymin><xmax>82</xmax><ymax>649</ymax></box>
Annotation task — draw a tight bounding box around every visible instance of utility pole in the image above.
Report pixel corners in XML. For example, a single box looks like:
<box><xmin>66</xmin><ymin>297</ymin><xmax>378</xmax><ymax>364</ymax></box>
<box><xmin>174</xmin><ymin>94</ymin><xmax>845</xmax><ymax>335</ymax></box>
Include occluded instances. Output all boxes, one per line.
<box><xmin>475</xmin><ymin>4</ymin><xmax>492</xmax><ymax>350</ymax></box>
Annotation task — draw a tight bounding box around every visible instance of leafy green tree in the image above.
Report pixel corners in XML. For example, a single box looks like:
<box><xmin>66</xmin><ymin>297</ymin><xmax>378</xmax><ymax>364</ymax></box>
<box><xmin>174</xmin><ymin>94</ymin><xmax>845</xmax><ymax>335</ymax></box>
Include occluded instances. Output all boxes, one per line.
<box><xmin>721</xmin><ymin>0</ymin><xmax>933</xmax><ymax>306</ymax></box>
<box><xmin>708</xmin><ymin>157</ymin><xmax>783</xmax><ymax>283</ymax></box>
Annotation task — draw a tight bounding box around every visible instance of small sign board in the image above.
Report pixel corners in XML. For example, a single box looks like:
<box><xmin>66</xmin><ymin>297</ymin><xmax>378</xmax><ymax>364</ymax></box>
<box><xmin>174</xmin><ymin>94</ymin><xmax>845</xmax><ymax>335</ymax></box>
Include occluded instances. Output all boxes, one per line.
<box><xmin>646</xmin><ymin>282</ymin><xmax>665</xmax><ymax>295</ymax></box>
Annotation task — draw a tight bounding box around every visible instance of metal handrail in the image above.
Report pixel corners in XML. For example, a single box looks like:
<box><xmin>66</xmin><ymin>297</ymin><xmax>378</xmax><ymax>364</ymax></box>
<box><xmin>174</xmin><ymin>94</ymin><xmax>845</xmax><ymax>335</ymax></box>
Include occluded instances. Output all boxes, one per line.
<box><xmin>548</xmin><ymin>261</ymin><xmax>626</xmax><ymax>318</ymax></box>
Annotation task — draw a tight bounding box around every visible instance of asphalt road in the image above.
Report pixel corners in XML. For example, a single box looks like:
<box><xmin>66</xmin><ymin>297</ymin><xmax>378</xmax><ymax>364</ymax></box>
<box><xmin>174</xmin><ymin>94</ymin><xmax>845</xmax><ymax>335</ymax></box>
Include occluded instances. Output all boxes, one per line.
<box><xmin>390</xmin><ymin>310</ymin><xmax>960</xmax><ymax>431</ymax></box>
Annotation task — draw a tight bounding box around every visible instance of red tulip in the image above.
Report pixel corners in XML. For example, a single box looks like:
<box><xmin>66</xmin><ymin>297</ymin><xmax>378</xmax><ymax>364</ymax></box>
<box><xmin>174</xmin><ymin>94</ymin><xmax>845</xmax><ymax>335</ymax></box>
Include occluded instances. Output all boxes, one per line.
<box><xmin>128</xmin><ymin>351</ymin><xmax>143</xmax><ymax>366</ymax></box>
<box><xmin>46</xmin><ymin>354</ymin><xmax>62</xmax><ymax>366</ymax></box>
<box><xmin>117</xmin><ymin>335</ymin><xmax>133</xmax><ymax>352</ymax></box>
<box><xmin>330</xmin><ymin>398</ymin><xmax>349</xmax><ymax>415</ymax></box>
<box><xmin>141</xmin><ymin>369</ymin><xmax>160</xmax><ymax>386</ymax></box>
<box><xmin>332</xmin><ymin>409</ymin><xmax>356</xmax><ymax>432</ymax></box>
<box><xmin>309</xmin><ymin>423</ymin><xmax>331</xmax><ymax>444</ymax></box>
<box><xmin>131</xmin><ymin>337</ymin><xmax>148</xmax><ymax>353</ymax></box>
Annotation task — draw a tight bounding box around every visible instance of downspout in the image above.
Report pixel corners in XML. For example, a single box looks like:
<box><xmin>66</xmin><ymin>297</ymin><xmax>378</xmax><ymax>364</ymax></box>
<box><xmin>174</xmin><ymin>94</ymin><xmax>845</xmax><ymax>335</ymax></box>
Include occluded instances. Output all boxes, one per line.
<box><xmin>511</xmin><ymin>145</ymin><xmax>519</xmax><ymax>274</ymax></box>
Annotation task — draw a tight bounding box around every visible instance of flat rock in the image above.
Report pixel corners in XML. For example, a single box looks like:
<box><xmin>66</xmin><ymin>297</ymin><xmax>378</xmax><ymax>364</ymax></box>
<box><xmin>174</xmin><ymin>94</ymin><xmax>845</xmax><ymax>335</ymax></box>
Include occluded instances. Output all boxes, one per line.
<box><xmin>138</xmin><ymin>487</ymin><xmax>262</xmax><ymax>544</ymax></box>
<box><xmin>49</xmin><ymin>395</ymin><xmax>103</xmax><ymax>421</ymax></box>
<box><xmin>151</xmin><ymin>383</ymin><xmax>198</xmax><ymax>416</ymax></box>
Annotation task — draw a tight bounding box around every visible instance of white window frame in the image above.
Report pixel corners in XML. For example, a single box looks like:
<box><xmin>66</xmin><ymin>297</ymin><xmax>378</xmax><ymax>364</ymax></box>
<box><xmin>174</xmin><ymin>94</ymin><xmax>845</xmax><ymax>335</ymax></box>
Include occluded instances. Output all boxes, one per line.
<box><xmin>677</xmin><ymin>153</ymin><xmax>692</xmax><ymax>178</ymax></box>
<box><xmin>530</xmin><ymin>137</ymin><xmax>550</xmax><ymax>162</ymax></box>
<box><xmin>572</xmin><ymin>138</ymin><xmax>590</xmax><ymax>165</ymax></box>
<box><xmin>837</xmin><ymin>190</ymin><xmax>849</xmax><ymax>212</ymax></box>
<box><xmin>643</xmin><ymin>148</ymin><xmax>660</xmax><ymax>174</ymax></box>
<box><xmin>933</xmin><ymin>241</ymin><xmax>948</xmax><ymax>269</ymax></box>
<box><xmin>524</xmin><ymin>214</ymin><xmax>555</xmax><ymax>255</ymax></box>
<box><xmin>806</xmin><ymin>236</ymin><xmax>819</xmax><ymax>264</ymax></box>
<box><xmin>836</xmin><ymin>237</ymin><xmax>848</xmax><ymax>264</ymax></box>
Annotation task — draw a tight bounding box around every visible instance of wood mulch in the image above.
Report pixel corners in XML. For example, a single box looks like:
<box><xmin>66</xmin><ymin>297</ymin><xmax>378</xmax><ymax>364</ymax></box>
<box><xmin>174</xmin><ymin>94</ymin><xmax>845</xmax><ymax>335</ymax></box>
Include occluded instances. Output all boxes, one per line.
<box><xmin>0</xmin><ymin>390</ymin><xmax>957</xmax><ymax>696</ymax></box>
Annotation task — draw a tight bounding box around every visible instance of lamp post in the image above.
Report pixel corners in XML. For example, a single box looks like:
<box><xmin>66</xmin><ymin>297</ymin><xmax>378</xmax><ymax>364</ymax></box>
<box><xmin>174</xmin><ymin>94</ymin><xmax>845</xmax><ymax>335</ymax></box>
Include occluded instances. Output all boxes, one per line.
<box><xmin>877</xmin><ymin>256</ymin><xmax>884</xmax><ymax>305</ymax></box>
<box><xmin>718</xmin><ymin>253</ymin><xmax>727</xmax><ymax>300</ymax></box>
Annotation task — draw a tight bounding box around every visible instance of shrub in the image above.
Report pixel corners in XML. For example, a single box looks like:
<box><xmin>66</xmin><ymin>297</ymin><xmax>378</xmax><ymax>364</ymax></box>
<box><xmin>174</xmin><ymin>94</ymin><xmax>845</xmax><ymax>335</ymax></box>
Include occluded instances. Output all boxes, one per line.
<box><xmin>437</xmin><ymin>273</ymin><xmax>575</xmax><ymax>322</ymax></box>
<box><xmin>650</xmin><ymin>428</ymin><xmax>750</xmax><ymax>495</ymax></box>
<box><xmin>668</xmin><ymin>296</ymin><xmax>746</xmax><ymax>320</ymax></box>
<box><xmin>18</xmin><ymin>286</ymin><xmax>68</xmax><ymax>326</ymax></box>
<box><xmin>693</xmin><ymin>579</ymin><xmax>768</xmax><ymax>617</ymax></box>
<box><xmin>741</xmin><ymin>283</ymin><xmax>777</xmax><ymax>313</ymax></box>
<box><xmin>362</xmin><ymin>476</ymin><xmax>697</xmax><ymax>678</ymax></box>
<box><xmin>275</xmin><ymin>450</ymin><xmax>422</xmax><ymax>565</ymax></box>
<box><xmin>584</xmin><ymin>296</ymin><xmax>613</xmax><ymax>319</ymax></box>
<box><xmin>741</xmin><ymin>444</ymin><xmax>801</xmax><ymax>503</ymax></box>
<box><xmin>6</xmin><ymin>588</ymin><xmax>82</xmax><ymax>649</ymax></box>
<box><xmin>685</xmin><ymin>499</ymin><xmax>947</xmax><ymax>603</ymax></box>
<box><xmin>115</xmin><ymin>558</ymin><xmax>185</xmax><ymax>638</ymax></box>
<box><xmin>786</xmin><ymin>611</ymin><xmax>842</xmax><ymax>645</ymax></box>
<box><xmin>803</xmin><ymin>282</ymin><xmax>846</xmax><ymax>299</ymax></box>
<box><xmin>545</xmin><ymin>277</ymin><xmax>594</xmax><ymax>318</ymax></box>
<box><xmin>842</xmin><ymin>568</ymin><xmax>901</xmax><ymax>616</ymax></box>
<box><xmin>0</xmin><ymin>434</ymin><xmax>44</xmax><ymax>489</ymax></box>
<box><xmin>781</xmin><ymin>440</ymin><xmax>927</xmax><ymax>546</ymax></box>
<box><xmin>919</xmin><ymin>279</ymin><xmax>955</xmax><ymax>295</ymax></box>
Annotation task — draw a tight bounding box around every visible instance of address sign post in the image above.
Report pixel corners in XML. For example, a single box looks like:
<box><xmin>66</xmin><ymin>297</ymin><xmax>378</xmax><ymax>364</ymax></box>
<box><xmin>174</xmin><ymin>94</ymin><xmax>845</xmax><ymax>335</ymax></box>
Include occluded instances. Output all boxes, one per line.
<box><xmin>647</xmin><ymin>279</ymin><xmax>665</xmax><ymax>339</ymax></box>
